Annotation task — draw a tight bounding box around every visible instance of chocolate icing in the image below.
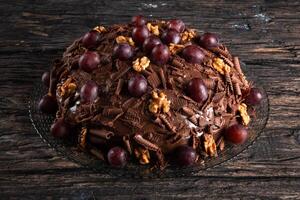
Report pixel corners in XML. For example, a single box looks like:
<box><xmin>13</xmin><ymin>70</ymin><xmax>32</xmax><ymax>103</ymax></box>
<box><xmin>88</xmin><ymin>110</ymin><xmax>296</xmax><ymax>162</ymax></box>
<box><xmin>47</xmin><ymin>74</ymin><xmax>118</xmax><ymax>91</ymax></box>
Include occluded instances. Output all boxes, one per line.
<box><xmin>50</xmin><ymin>20</ymin><xmax>251</xmax><ymax>168</ymax></box>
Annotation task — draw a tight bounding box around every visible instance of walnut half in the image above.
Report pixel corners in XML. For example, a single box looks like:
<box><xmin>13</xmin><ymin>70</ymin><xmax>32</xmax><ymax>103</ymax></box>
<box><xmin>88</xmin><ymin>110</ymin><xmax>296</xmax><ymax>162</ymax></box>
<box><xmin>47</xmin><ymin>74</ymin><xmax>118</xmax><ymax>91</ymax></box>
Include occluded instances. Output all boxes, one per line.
<box><xmin>132</xmin><ymin>56</ymin><xmax>150</xmax><ymax>72</ymax></box>
<box><xmin>203</xmin><ymin>134</ymin><xmax>217</xmax><ymax>157</ymax></box>
<box><xmin>238</xmin><ymin>103</ymin><xmax>250</xmax><ymax>125</ymax></box>
<box><xmin>149</xmin><ymin>91</ymin><xmax>171</xmax><ymax>114</ymax></box>
<box><xmin>134</xmin><ymin>147</ymin><xmax>150</xmax><ymax>164</ymax></box>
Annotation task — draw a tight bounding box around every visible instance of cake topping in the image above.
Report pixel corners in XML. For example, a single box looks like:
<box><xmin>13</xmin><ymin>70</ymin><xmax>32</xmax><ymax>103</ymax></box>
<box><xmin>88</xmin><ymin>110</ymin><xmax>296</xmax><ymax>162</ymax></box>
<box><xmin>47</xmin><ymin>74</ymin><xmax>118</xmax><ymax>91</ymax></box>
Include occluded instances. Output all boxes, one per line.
<box><xmin>169</xmin><ymin>43</ymin><xmax>185</xmax><ymax>55</ymax></box>
<box><xmin>113</xmin><ymin>43</ymin><xmax>134</xmax><ymax>61</ymax></box>
<box><xmin>182</xmin><ymin>45</ymin><xmax>205</xmax><ymax>64</ymax></box>
<box><xmin>238</xmin><ymin>103</ymin><xmax>250</xmax><ymax>125</ymax></box>
<box><xmin>115</xmin><ymin>35</ymin><xmax>135</xmax><ymax>46</ymax></box>
<box><xmin>143</xmin><ymin>36</ymin><xmax>162</xmax><ymax>54</ymax></box>
<box><xmin>131</xmin><ymin>15</ymin><xmax>146</xmax><ymax>27</ymax></box>
<box><xmin>166</xmin><ymin>19</ymin><xmax>186</xmax><ymax>33</ymax></box>
<box><xmin>93</xmin><ymin>26</ymin><xmax>107</xmax><ymax>33</ymax></box>
<box><xmin>225</xmin><ymin>124</ymin><xmax>248</xmax><ymax>144</ymax></box>
<box><xmin>134</xmin><ymin>147</ymin><xmax>151</xmax><ymax>164</ymax></box>
<box><xmin>58</xmin><ymin>78</ymin><xmax>77</xmax><ymax>99</ymax></box>
<box><xmin>132</xmin><ymin>25</ymin><xmax>150</xmax><ymax>46</ymax></box>
<box><xmin>127</xmin><ymin>74</ymin><xmax>148</xmax><ymax>97</ymax></box>
<box><xmin>132</xmin><ymin>56</ymin><xmax>150</xmax><ymax>72</ymax></box>
<box><xmin>212</xmin><ymin>57</ymin><xmax>231</xmax><ymax>75</ymax></box>
<box><xmin>203</xmin><ymin>134</ymin><xmax>217</xmax><ymax>157</ymax></box>
<box><xmin>78</xmin><ymin>51</ymin><xmax>100</xmax><ymax>73</ymax></box>
<box><xmin>181</xmin><ymin>29</ymin><xmax>197</xmax><ymax>43</ymax></box>
<box><xmin>161</xmin><ymin>29</ymin><xmax>181</xmax><ymax>45</ymax></box>
<box><xmin>146</xmin><ymin>22</ymin><xmax>160</xmax><ymax>36</ymax></box>
<box><xmin>186</xmin><ymin>78</ymin><xmax>208</xmax><ymax>104</ymax></box>
<box><xmin>199</xmin><ymin>32</ymin><xmax>219</xmax><ymax>48</ymax></box>
<box><xmin>79</xmin><ymin>81</ymin><xmax>98</xmax><ymax>104</ymax></box>
<box><xmin>82</xmin><ymin>30</ymin><xmax>101</xmax><ymax>49</ymax></box>
<box><xmin>148</xmin><ymin>91</ymin><xmax>171</xmax><ymax>114</ymax></box>
<box><xmin>150</xmin><ymin>44</ymin><xmax>170</xmax><ymax>65</ymax></box>
<box><xmin>107</xmin><ymin>147</ymin><xmax>128</xmax><ymax>168</ymax></box>
<box><xmin>245</xmin><ymin>88</ymin><xmax>263</xmax><ymax>105</ymax></box>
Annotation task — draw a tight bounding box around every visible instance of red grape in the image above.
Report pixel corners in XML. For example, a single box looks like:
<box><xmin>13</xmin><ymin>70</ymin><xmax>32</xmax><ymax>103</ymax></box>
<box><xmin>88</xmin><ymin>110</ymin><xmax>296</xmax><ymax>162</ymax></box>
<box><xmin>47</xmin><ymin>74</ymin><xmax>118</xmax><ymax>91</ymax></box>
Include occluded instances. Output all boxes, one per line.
<box><xmin>245</xmin><ymin>88</ymin><xmax>263</xmax><ymax>105</ymax></box>
<box><xmin>186</xmin><ymin>78</ymin><xmax>208</xmax><ymax>104</ymax></box>
<box><xmin>113</xmin><ymin>43</ymin><xmax>134</xmax><ymax>61</ymax></box>
<box><xmin>131</xmin><ymin>15</ymin><xmax>146</xmax><ymax>26</ymax></box>
<box><xmin>80</xmin><ymin>81</ymin><xmax>99</xmax><ymax>104</ymax></box>
<box><xmin>225</xmin><ymin>124</ymin><xmax>248</xmax><ymax>144</ymax></box>
<box><xmin>38</xmin><ymin>94</ymin><xmax>58</xmax><ymax>114</ymax></box>
<box><xmin>82</xmin><ymin>30</ymin><xmax>101</xmax><ymax>49</ymax></box>
<box><xmin>41</xmin><ymin>71</ymin><xmax>50</xmax><ymax>87</ymax></box>
<box><xmin>167</xmin><ymin>19</ymin><xmax>185</xmax><ymax>33</ymax></box>
<box><xmin>78</xmin><ymin>51</ymin><xmax>100</xmax><ymax>73</ymax></box>
<box><xmin>150</xmin><ymin>44</ymin><xmax>170</xmax><ymax>65</ymax></box>
<box><xmin>182</xmin><ymin>45</ymin><xmax>205</xmax><ymax>64</ymax></box>
<box><xmin>107</xmin><ymin>146</ymin><xmax>128</xmax><ymax>168</ymax></box>
<box><xmin>199</xmin><ymin>33</ymin><xmax>219</xmax><ymax>48</ymax></box>
<box><xmin>50</xmin><ymin>118</ymin><xmax>70</xmax><ymax>138</ymax></box>
<box><xmin>128</xmin><ymin>74</ymin><xmax>148</xmax><ymax>97</ymax></box>
<box><xmin>143</xmin><ymin>36</ymin><xmax>162</xmax><ymax>54</ymax></box>
<box><xmin>175</xmin><ymin>145</ymin><xmax>197</xmax><ymax>166</ymax></box>
<box><xmin>161</xmin><ymin>30</ymin><xmax>181</xmax><ymax>45</ymax></box>
<box><xmin>132</xmin><ymin>25</ymin><xmax>150</xmax><ymax>46</ymax></box>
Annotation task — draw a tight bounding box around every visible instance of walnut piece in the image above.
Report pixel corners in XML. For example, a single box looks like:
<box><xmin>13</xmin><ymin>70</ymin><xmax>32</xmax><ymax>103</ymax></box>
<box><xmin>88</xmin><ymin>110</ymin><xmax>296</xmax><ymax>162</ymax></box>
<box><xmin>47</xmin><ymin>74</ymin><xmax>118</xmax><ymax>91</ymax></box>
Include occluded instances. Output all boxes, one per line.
<box><xmin>169</xmin><ymin>43</ymin><xmax>185</xmax><ymax>54</ymax></box>
<box><xmin>147</xmin><ymin>23</ymin><xmax>160</xmax><ymax>36</ymax></box>
<box><xmin>149</xmin><ymin>91</ymin><xmax>171</xmax><ymax>114</ymax></box>
<box><xmin>115</xmin><ymin>35</ymin><xmax>135</xmax><ymax>46</ymax></box>
<box><xmin>203</xmin><ymin>134</ymin><xmax>217</xmax><ymax>157</ymax></box>
<box><xmin>58</xmin><ymin>78</ymin><xmax>77</xmax><ymax>98</ymax></box>
<box><xmin>181</xmin><ymin>29</ymin><xmax>197</xmax><ymax>43</ymax></box>
<box><xmin>238</xmin><ymin>103</ymin><xmax>250</xmax><ymax>125</ymax></box>
<box><xmin>134</xmin><ymin>147</ymin><xmax>150</xmax><ymax>164</ymax></box>
<box><xmin>132</xmin><ymin>56</ymin><xmax>150</xmax><ymax>72</ymax></box>
<box><xmin>93</xmin><ymin>26</ymin><xmax>107</xmax><ymax>33</ymax></box>
<box><xmin>212</xmin><ymin>57</ymin><xmax>231</xmax><ymax>75</ymax></box>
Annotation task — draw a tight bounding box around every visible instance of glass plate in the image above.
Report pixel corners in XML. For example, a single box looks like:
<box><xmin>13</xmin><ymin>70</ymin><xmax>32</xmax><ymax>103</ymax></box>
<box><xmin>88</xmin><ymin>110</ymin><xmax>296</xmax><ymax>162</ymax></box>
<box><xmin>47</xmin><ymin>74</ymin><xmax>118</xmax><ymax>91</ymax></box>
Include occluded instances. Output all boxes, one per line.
<box><xmin>28</xmin><ymin>63</ymin><xmax>269</xmax><ymax>178</ymax></box>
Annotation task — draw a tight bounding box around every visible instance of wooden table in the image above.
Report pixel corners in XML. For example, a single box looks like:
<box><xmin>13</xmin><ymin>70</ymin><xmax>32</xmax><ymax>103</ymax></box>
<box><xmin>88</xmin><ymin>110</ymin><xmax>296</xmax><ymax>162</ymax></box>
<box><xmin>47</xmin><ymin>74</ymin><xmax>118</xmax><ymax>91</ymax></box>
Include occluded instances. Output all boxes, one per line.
<box><xmin>1</xmin><ymin>0</ymin><xmax>300</xmax><ymax>199</ymax></box>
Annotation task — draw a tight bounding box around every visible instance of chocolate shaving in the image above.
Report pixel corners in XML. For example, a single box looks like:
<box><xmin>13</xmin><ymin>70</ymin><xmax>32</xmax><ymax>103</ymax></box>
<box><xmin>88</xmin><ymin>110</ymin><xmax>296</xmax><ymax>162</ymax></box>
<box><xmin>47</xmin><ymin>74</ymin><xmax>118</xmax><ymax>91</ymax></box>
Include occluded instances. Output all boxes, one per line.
<box><xmin>147</xmin><ymin>71</ymin><xmax>161</xmax><ymax>88</ymax></box>
<box><xmin>123</xmin><ymin>136</ymin><xmax>132</xmax><ymax>154</ymax></box>
<box><xmin>202</xmin><ymin>78</ymin><xmax>215</xmax><ymax>90</ymax></box>
<box><xmin>171</xmin><ymin>57</ymin><xmax>184</xmax><ymax>68</ymax></box>
<box><xmin>111</xmin><ymin>65</ymin><xmax>131</xmax><ymax>80</ymax></box>
<box><xmin>90</xmin><ymin>129</ymin><xmax>114</xmax><ymax>139</ymax></box>
<box><xmin>233</xmin><ymin>82</ymin><xmax>242</xmax><ymax>96</ymax></box>
<box><xmin>133</xmin><ymin>134</ymin><xmax>160</xmax><ymax>151</ymax></box>
<box><xmin>122</xmin><ymin>97</ymin><xmax>136</xmax><ymax>110</ymax></box>
<box><xmin>102</xmin><ymin>108</ymin><xmax>123</xmax><ymax>116</ymax></box>
<box><xmin>182</xmin><ymin>106</ymin><xmax>195</xmax><ymax>117</ymax></box>
<box><xmin>159</xmin><ymin>115</ymin><xmax>176</xmax><ymax>133</ymax></box>
<box><xmin>115</xmin><ymin>79</ymin><xmax>124</xmax><ymax>95</ymax></box>
<box><xmin>224</xmin><ymin>70</ymin><xmax>234</xmax><ymax>92</ymax></box>
<box><xmin>158</xmin><ymin>68</ymin><xmax>167</xmax><ymax>89</ymax></box>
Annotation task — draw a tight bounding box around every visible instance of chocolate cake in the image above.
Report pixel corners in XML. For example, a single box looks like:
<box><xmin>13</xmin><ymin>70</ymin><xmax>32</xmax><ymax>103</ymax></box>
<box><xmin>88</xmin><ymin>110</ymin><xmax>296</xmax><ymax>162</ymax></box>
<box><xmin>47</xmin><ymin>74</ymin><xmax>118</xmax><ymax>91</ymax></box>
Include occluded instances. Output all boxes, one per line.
<box><xmin>38</xmin><ymin>16</ymin><xmax>263</xmax><ymax>169</ymax></box>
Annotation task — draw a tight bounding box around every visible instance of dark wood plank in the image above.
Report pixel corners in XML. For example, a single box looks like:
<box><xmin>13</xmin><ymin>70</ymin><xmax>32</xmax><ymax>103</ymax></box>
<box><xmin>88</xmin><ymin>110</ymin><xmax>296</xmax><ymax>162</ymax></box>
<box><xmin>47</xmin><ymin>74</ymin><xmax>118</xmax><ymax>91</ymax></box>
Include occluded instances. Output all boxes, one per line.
<box><xmin>0</xmin><ymin>0</ymin><xmax>300</xmax><ymax>199</ymax></box>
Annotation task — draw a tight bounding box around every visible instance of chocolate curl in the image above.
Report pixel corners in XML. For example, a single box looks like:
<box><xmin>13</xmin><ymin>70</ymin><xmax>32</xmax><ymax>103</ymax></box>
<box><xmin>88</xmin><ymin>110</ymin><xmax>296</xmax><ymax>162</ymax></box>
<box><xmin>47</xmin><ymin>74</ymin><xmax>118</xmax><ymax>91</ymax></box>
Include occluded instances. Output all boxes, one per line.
<box><xmin>171</xmin><ymin>57</ymin><xmax>184</xmax><ymax>68</ymax></box>
<box><xmin>147</xmin><ymin>71</ymin><xmax>161</xmax><ymax>88</ymax></box>
<box><xmin>224</xmin><ymin>70</ymin><xmax>234</xmax><ymax>92</ymax></box>
<box><xmin>159</xmin><ymin>115</ymin><xmax>176</xmax><ymax>133</ymax></box>
<box><xmin>209</xmin><ymin>46</ymin><xmax>233</xmax><ymax>60</ymax></box>
<box><xmin>133</xmin><ymin>134</ymin><xmax>160</xmax><ymax>152</ymax></box>
<box><xmin>156</xmin><ymin>150</ymin><xmax>166</xmax><ymax>170</ymax></box>
<box><xmin>233</xmin><ymin>81</ymin><xmax>242</xmax><ymax>97</ymax></box>
<box><xmin>182</xmin><ymin>106</ymin><xmax>195</xmax><ymax>117</ymax></box>
<box><xmin>233</xmin><ymin>57</ymin><xmax>249</xmax><ymax>88</ymax></box>
<box><xmin>189</xmin><ymin>115</ymin><xmax>198</xmax><ymax>125</ymax></box>
<box><xmin>115</xmin><ymin>79</ymin><xmax>124</xmax><ymax>95</ymax></box>
<box><xmin>102</xmin><ymin>108</ymin><xmax>123</xmax><ymax>116</ymax></box>
<box><xmin>216</xmin><ymin>136</ymin><xmax>225</xmax><ymax>151</ymax></box>
<box><xmin>111</xmin><ymin>66</ymin><xmax>131</xmax><ymax>80</ymax></box>
<box><xmin>89</xmin><ymin>148</ymin><xmax>105</xmax><ymax>161</ymax></box>
<box><xmin>123</xmin><ymin>136</ymin><xmax>132</xmax><ymax>154</ymax></box>
<box><xmin>220</xmin><ymin>55</ymin><xmax>234</xmax><ymax>67</ymax></box>
<box><xmin>88</xmin><ymin>135</ymin><xmax>106</xmax><ymax>145</ymax></box>
<box><xmin>122</xmin><ymin>97</ymin><xmax>136</xmax><ymax>110</ymax></box>
<box><xmin>90</xmin><ymin>129</ymin><xmax>114</xmax><ymax>139</ymax></box>
<box><xmin>158</xmin><ymin>68</ymin><xmax>167</xmax><ymax>89</ymax></box>
<box><xmin>192</xmin><ymin>133</ymin><xmax>200</xmax><ymax>150</ymax></box>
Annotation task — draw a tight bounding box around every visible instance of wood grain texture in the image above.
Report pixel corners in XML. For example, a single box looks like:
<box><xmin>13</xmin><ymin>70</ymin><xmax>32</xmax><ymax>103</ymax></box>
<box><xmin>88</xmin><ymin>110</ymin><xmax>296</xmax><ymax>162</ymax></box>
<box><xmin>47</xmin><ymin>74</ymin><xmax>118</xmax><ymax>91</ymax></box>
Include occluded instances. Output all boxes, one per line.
<box><xmin>0</xmin><ymin>0</ymin><xmax>300</xmax><ymax>199</ymax></box>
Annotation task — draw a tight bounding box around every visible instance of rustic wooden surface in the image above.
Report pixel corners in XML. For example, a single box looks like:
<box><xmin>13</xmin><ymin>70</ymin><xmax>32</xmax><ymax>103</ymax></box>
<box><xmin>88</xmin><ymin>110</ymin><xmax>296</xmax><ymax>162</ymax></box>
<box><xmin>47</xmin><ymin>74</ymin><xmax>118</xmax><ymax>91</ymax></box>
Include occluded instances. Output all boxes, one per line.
<box><xmin>1</xmin><ymin>0</ymin><xmax>300</xmax><ymax>199</ymax></box>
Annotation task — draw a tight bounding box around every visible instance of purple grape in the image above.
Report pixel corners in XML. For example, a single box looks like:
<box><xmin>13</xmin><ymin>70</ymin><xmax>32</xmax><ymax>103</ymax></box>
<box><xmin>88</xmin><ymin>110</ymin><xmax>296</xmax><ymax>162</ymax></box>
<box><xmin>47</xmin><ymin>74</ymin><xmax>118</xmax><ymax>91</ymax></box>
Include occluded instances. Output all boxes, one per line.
<box><xmin>50</xmin><ymin>118</ymin><xmax>71</xmax><ymax>138</ymax></box>
<box><xmin>131</xmin><ymin>15</ymin><xmax>146</xmax><ymax>26</ymax></box>
<box><xmin>199</xmin><ymin>33</ymin><xmax>219</xmax><ymax>48</ymax></box>
<box><xmin>225</xmin><ymin>124</ymin><xmax>248</xmax><ymax>144</ymax></box>
<box><xmin>113</xmin><ymin>43</ymin><xmax>134</xmax><ymax>61</ymax></box>
<box><xmin>82</xmin><ymin>30</ymin><xmax>101</xmax><ymax>49</ymax></box>
<box><xmin>80</xmin><ymin>81</ymin><xmax>99</xmax><ymax>104</ymax></box>
<box><xmin>182</xmin><ymin>45</ymin><xmax>205</xmax><ymax>64</ymax></box>
<box><xmin>175</xmin><ymin>145</ymin><xmax>197</xmax><ymax>166</ymax></box>
<box><xmin>143</xmin><ymin>36</ymin><xmax>162</xmax><ymax>54</ymax></box>
<box><xmin>161</xmin><ymin>30</ymin><xmax>181</xmax><ymax>45</ymax></box>
<box><xmin>132</xmin><ymin>25</ymin><xmax>150</xmax><ymax>46</ymax></box>
<box><xmin>167</xmin><ymin>19</ymin><xmax>185</xmax><ymax>33</ymax></box>
<box><xmin>41</xmin><ymin>71</ymin><xmax>50</xmax><ymax>87</ymax></box>
<box><xmin>186</xmin><ymin>78</ymin><xmax>208</xmax><ymax>104</ymax></box>
<box><xmin>38</xmin><ymin>94</ymin><xmax>58</xmax><ymax>114</ymax></box>
<box><xmin>78</xmin><ymin>51</ymin><xmax>100</xmax><ymax>73</ymax></box>
<box><xmin>150</xmin><ymin>44</ymin><xmax>170</xmax><ymax>65</ymax></box>
<box><xmin>245</xmin><ymin>88</ymin><xmax>263</xmax><ymax>105</ymax></box>
<box><xmin>107</xmin><ymin>146</ymin><xmax>128</xmax><ymax>168</ymax></box>
<box><xmin>128</xmin><ymin>74</ymin><xmax>148</xmax><ymax>97</ymax></box>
